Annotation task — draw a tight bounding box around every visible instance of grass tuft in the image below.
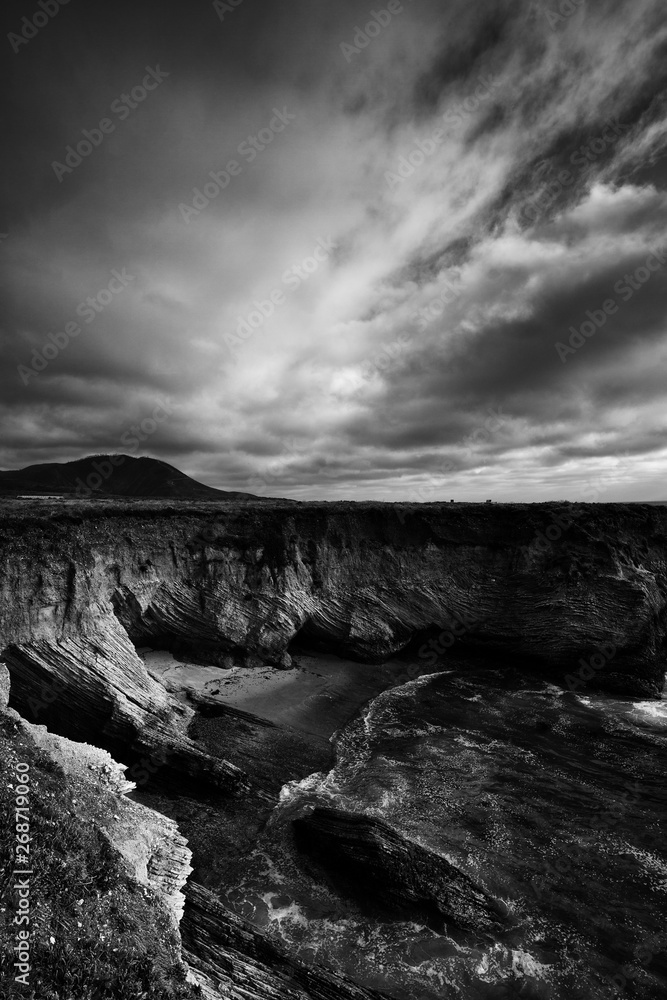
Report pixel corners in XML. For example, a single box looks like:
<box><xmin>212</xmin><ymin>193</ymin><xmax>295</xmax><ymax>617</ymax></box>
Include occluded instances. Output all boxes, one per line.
<box><xmin>0</xmin><ymin>714</ymin><xmax>201</xmax><ymax>999</ymax></box>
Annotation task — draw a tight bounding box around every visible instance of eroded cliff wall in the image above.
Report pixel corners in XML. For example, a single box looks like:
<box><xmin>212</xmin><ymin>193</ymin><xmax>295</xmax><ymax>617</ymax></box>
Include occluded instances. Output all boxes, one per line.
<box><xmin>0</xmin><ymin>499</ymin><xmax>665</xmax><ymax>771</ymax></box>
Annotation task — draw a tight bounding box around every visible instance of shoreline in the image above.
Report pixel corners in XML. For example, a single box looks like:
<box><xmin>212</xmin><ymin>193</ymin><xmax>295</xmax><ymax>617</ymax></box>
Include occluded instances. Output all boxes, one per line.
<box><xmin>140</xmin><ymin>648</ymin><xmax>423</xmax><ymax>737</ymax></box>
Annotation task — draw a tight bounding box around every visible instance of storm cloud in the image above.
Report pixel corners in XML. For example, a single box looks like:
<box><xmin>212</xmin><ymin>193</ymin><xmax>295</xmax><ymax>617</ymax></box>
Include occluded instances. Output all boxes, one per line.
<box><xmin>2</xmin><ymin>0</ymin><xmax>667</xmax><ymax>500</ymax></box>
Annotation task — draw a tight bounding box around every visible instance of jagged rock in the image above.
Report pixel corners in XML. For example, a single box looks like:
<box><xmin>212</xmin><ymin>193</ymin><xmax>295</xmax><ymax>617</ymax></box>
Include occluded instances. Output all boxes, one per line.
<box><xmin>182</xmin><ymin>879</ymin><xmax>391</xmax><ymax>1000</ymax></box>
<box><xmin>293</xmin><ymin>807</ymin><xmax>506</xmax><ymax>935</ymax></box>
<box><xmin>8</xmin><ymin>710</ymin><xmax>193</xmax><ymax>930</ymax></box>
<box><xmin>0</xmin><ymin>500</ymin><xmax>665</xmax><ymax>793</ymax></box>
<box><xmin>0</xmin><ymin>636</ymin><xmax>247</xmax><ymax>796</ymax></box>
<box><xmin>191</xmin><ymin>703</ymin><xmax>334</xmax><ymax>795</ymax></box>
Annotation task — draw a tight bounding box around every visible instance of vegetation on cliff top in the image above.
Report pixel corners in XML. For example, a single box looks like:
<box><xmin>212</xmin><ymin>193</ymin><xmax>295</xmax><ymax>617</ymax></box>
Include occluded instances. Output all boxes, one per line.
<box><xmin>0</xmin><ymin>713</ymin><xmax>200</xmax><ymax>1000</ymax></box>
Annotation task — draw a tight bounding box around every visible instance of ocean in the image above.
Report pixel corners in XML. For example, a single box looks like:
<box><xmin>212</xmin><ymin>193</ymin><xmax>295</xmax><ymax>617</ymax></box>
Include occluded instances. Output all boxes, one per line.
<box><xmin>214</xmin><ymin>665</ymin><xmax>667</xmax><ymax>999</ymax></box>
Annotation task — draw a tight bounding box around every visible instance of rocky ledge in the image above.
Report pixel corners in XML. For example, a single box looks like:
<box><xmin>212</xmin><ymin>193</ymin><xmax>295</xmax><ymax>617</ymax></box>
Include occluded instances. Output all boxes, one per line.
<box><xmin>182</xmin><ymin>880</ymin><xmax>390</xmax><ymax>999</ymax></box>
<box><xmin>293</xmin><ymin>807</ymin><xmax>506</xmax><ymax>935</ymax></box>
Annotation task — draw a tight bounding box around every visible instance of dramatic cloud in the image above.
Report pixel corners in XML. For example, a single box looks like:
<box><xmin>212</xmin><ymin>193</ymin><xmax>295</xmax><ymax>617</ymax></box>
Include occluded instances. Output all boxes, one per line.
<box><xmin>1</xmin><ymin>0</ymin><xmax>667</xmax><ymax>500</ymax></box>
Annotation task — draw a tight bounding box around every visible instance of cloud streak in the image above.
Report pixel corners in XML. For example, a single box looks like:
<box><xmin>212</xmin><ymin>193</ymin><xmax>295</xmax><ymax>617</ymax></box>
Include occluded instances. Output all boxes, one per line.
<box><xmin>1</xmin><ymin>0</ymin><xmax>667</xmax><ymax>500</ymax></box>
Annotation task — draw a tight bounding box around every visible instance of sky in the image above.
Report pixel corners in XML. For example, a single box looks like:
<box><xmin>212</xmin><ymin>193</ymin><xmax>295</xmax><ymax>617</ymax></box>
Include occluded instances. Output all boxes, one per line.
<box><xmin>1</xmin><ymin>0</ymin><xmax>667</xmax><ymax>502</ymax></box>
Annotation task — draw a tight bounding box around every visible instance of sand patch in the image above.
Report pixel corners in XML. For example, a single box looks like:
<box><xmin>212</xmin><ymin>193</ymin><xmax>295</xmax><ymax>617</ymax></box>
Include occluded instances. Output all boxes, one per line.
<box><xmin>138</xmin><ymin>648</ymin><xmax>419</xmax><ymax>737</ymax></box>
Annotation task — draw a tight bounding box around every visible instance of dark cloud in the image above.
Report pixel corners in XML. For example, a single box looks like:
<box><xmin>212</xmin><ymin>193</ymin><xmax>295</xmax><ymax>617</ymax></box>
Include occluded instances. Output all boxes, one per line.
<box><xmin>413</xmin><ymin>1</ymin><xmax>515</xmax><ymax>112</ymax></box>
<box><xmin>1</xmin><ymin>0</ymin><xmax>667</xmax><ymax>500</ymax></box>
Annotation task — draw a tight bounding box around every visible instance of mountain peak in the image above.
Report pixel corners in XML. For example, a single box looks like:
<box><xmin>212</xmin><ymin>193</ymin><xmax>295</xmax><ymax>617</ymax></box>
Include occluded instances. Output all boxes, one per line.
<box><xmin>0</xmin><ymin>454</ymin><xmax>261</xmax><ymax>501</ymax></box>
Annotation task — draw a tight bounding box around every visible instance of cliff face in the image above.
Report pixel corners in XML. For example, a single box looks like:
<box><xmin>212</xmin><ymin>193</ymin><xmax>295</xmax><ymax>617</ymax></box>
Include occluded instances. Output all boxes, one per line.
<box><xmin>1</xmin><ymin>499</ymin><xmax>666</xmax><ymax>997</ymax></box>
<box><xmin>13</xmin><ymin>706</ymin><xmax>193</xmax><ymax>928</ymax></box>
<box><xmin>0</xmin><ymin>499</ymin><xmax>665</xmax><ymax>773</ymax></box>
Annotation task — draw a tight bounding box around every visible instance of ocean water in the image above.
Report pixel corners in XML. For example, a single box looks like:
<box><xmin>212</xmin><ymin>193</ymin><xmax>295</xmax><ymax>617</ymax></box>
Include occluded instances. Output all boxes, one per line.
<box><xmin>215</xmin><ymin>667</ymin><xmax>667</xmax><ymax>999</ymax></box>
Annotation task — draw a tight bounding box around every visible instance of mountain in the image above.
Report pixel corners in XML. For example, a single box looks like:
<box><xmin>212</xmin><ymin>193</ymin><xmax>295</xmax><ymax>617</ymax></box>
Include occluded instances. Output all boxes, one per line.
<box><xmin>0</xmin><ymin>455</ymin><xmax>262</xmax><ymax>501</ymax></box>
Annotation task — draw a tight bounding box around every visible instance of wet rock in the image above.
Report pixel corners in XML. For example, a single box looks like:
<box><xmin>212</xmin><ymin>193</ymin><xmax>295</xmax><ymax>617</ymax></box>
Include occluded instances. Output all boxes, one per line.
<box><xmin>293</xmin><ymin>807</ymin><xmax>506</xmax><ymax>935</ymax></box>
<box><xmin>190</xmin><ymin>703</ymin><xmax>333</xmax><ymax>795</ymax></box>
<box><xmin>182</xmin><ymin>879</ymin><xmax>391</xmax><ymax>1000</ymax></box>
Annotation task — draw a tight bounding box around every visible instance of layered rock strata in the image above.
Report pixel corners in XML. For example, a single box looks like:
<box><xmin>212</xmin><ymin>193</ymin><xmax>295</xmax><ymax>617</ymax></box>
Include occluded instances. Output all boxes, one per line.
<box><xmin>182</xmin><ymin>880</ymin><xmax>391</xmax><ymax>999</ymax></box>
<box><xmin>293</xmin><ymin>807</ymin><xmax>506</xmax><ymax>934</ymax></box>
<box><xmin>1</xmin><ymin>500</ymin><xmax>665</xmax><ymax>729</ymax></box>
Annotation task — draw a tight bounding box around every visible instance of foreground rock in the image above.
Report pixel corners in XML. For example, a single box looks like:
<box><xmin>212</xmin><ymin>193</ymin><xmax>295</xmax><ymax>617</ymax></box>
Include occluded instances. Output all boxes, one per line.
<box><xmin>0</xmin><ymin>699</ymin><xmax>388</xmax><ymax>1000</ymax></box>
<box><xmin>293</xmin><ymin>807</ymin><xmax>506</xmax><ymax>935</ymax></box>
<box><xmin>0</xmin><ymin>705</ymin><xmax>200</xmax><ymax>999</ymax></box>
<box><xmin>182</xmin><ymin>880</ymin><xmax>391</xmax><ymax>1000</ymax></box>
<box><xmin>1</xmin><ymin>634</ymin><xmax>248</xmax><ymax>795</ymax></box>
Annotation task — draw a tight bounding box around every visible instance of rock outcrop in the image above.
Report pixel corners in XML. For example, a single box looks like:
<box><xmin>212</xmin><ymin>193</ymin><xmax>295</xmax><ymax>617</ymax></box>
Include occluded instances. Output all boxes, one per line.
<box><xmin>0</xmin><ymin>703</ymin><xmax>198</xmax><ymax>996</ymax></box>
<box><xmin>293</xmin><ymin>807</ymin><xmax>506</xmax><ymax>934</ymax></box>
<box><xmin>0</xmin><ymin>499</ymin><xmax>665</xmax><ymax>735</ymax></box>
<box><xmin>3</xmin><ymin>702</ymin><xmax>385</xmax><ymax>1000</ymax></box>
<box><xmin>20</xmin><ymin>715</ymin><xmax>194</xmax><ymax>927</ymax></box>
<box><xmin>182</xmin><ymin>880</ymin><xmax>391</xmax><ymax>1000</ymax></box>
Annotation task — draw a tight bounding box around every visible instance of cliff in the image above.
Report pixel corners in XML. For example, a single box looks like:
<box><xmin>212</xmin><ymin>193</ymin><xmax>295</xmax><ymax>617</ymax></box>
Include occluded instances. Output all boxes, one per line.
<box><xmin>1</xmin><ymin>500</ymin><xmax>665</xmax><ymax>762</ymax></box>
<box><xmin>0</xmin><ymin>683</ymin><xmax>200</xmax><ymax>999</ymax></box>
<box><xmin>1</xmin><ymin>498</ymin><xmax>665</xmax><ymax>997</ymax></box>
<box><xmin>0</xmin><ymin>677</ymin><xmax>389</xmax><ymax>1000</ymax></box>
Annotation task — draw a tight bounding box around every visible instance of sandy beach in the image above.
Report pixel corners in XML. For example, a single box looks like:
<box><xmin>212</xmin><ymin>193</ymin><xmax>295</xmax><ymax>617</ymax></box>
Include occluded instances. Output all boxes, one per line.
<box><xmin>139</xmin><ymin>648</ymin><xmax>418</xmax><ymax>737</ymax></box>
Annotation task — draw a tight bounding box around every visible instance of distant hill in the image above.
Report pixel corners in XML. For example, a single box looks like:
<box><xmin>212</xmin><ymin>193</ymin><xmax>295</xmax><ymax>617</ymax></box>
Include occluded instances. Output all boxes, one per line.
<box><xmin>0</xmin><ymin>455</ymin><xmax>262</xmax><ymax>501</ymax></box>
